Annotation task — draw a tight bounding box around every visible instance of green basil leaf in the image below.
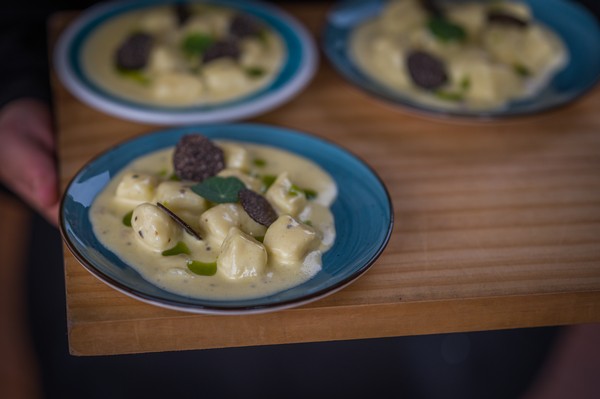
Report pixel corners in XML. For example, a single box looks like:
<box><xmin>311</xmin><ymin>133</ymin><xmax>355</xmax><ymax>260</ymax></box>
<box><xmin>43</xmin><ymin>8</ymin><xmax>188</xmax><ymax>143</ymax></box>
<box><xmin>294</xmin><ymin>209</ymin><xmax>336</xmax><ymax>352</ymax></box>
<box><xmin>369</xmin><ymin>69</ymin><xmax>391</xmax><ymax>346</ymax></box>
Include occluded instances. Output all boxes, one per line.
<box><xmin>191</xmin><ymin>176</ymin><xmax>246</xmax><ymax>203</ymax></box>
<box><xmin>116</xmin><ymin>67</ymin><xmax>151</xmax><ymax>86</ymax></box>
<box><xmin>260</xmin><ymin>174</ymin><xmax>277</xmax><ymax>191</ymax></box>
<box><xmin>245</xmin><ymin>67</ymin><xmax>265</xmax><ymax>78</ymax></box>
<box><xmin>428</xmin><ymin>17</ymin><xmax>467</xmax><ymax>42</ymax></box>
<box><xmin>253</xmin><ymin>158</ymin><xmax>267</xmax><ymax>167</ymax></box>
<box><xmin>122</xmin><ymin>210</ymin><xmax>134</xmax><ymax>227</ymax></box>
<box><xmin>460</xmin><ymin>76</ymin><xmax>471</xmax><ymax>90</ymax></box>
<box><xmin>514</xmin><ymin>63</ymin><xmax>531</xmax><ymax>77</ymax></box>
<box><xmin>181</xmin><ymin>33</ymin><xmax>215</xmax><ymax>57</ymax></box>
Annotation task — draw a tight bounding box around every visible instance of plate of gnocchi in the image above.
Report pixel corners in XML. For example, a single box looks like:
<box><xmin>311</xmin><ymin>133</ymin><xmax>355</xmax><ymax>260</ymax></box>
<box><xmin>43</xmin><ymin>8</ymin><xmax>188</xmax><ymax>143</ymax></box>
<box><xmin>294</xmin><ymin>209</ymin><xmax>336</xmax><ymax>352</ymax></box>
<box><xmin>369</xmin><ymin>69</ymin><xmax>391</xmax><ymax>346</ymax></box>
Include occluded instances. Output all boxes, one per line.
<box><xmin>323</xmin><ymin>0</ymin><xmax>600</xmax><ymax>119</ymax></box>
<box><xmin>59</xmin><ymin>123</ymin><xmax>393</xmax><ymax>314</ymax></box>
<box><xmin>54</xmin><ymin>0</ymin><xmax>317</xmax><ymax>124</ymax></box>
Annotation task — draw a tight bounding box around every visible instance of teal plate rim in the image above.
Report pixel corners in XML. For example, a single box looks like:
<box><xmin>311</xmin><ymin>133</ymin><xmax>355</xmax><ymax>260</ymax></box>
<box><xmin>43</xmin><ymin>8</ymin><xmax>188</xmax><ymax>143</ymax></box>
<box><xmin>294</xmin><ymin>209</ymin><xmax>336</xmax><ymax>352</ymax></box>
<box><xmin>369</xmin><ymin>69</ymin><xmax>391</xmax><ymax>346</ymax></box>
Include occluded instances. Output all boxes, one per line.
<box><xmin>54</xmin><ymin>0</ymin><xmax>318</xmax><ymax>125</ymax></box>
<box><xmin>322</xmin><ymin>0</ymin><xmax>600</xmax><ymax>120</ymax></box>
<box><xmin>59</xmin><ymin>123</ymin><xmax>394</xmax><ymax>314</ymax></box>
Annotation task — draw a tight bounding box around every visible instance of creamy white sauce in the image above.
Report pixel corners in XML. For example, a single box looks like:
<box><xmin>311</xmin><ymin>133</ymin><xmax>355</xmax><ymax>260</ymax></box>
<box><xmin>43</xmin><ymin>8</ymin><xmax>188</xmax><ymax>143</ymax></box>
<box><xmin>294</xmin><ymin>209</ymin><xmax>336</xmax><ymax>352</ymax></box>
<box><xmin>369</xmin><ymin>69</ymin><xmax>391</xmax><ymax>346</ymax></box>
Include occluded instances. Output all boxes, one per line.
<box><xmin>90</xmin><ymin>141</ymin><xmax>337</xmax><ymax>300</ymax></box>
<box><xmin>350</xmin><ymin>0</ymin><xmax>568</xmax><ymax>112</ymax></box>
<box><xmin>82</xmin><ymin>5</ymin><xmax>285</xmax><ymax>107</ymax></box>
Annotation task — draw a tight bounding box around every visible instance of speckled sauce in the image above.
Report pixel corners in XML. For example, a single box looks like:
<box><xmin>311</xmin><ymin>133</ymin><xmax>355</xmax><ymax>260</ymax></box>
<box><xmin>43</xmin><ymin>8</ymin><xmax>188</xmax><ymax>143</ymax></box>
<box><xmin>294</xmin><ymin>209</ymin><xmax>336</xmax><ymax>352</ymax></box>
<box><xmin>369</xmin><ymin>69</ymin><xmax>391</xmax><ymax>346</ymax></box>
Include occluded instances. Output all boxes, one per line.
<box><xmin>89</xmin><ymin>141</ymin><xmax>337</xmax><ymax>300</ymax></box>
<box><xmin>82</xmin><ymin>4</ymin><xmax>285</xmax><ymax>107</ymax></box>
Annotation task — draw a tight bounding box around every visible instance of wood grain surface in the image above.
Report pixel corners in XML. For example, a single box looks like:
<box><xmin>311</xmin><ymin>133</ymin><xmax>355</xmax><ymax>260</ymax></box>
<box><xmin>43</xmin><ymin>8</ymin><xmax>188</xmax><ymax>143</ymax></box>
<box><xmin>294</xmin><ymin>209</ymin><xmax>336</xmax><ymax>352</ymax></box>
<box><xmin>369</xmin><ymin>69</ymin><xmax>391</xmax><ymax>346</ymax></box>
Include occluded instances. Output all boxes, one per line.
<box><xmin>50</xmin><ymin>3</ymin><xmax>600</xmax><ymax>356</ymax></box>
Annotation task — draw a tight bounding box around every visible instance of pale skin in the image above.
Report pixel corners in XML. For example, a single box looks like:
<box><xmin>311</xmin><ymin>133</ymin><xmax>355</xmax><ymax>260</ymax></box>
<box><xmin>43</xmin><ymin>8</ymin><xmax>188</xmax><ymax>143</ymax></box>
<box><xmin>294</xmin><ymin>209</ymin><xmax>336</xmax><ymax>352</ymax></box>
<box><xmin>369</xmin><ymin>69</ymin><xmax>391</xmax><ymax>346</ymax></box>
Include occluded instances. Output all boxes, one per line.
<box><xmin>0</xmin><ymin>97</ymin><xmax>53</xmax><ymax>399</ymax></box>
<box><xmin>0</xmin><ymin>98</ymin><xmax>59</xmax><ymax>227</ymax></box>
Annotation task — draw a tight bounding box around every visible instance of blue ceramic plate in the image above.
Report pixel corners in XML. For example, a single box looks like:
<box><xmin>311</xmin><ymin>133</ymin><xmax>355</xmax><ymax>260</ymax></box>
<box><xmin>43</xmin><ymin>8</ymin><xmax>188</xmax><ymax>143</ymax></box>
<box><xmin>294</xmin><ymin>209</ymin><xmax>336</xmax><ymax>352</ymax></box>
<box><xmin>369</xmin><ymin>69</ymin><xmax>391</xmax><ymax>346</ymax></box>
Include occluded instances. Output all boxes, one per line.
<box><xmin>60</xmin><ymin>124</ymin><xmax>393</xmax><ymax>314</ymax></box>
<box><xmin>54</xmin><ymin>0</ymin><xmax>317</xmax><ymax>125</ymax></box>
<box><xmin>323</xmin><ymin>0</ymin><xmax>600</xmax><ymax>119</ymax></box>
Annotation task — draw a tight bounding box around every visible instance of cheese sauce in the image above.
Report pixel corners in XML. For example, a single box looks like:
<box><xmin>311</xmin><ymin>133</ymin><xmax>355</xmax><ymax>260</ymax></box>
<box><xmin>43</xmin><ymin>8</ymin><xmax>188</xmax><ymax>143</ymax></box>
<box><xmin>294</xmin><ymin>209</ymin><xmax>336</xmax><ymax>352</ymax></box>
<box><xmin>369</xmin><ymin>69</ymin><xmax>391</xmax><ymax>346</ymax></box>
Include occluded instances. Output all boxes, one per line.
<box><xmin>90</xmin><ymin>141</ymin><xmax>337</xmax><ymax>300</ymax></box>
<box><xmin>82</xmin><ymin>5</ymin><xmax>285</xmax><ymax>107</ymax></box>
<box><xmin>349</xmin><ymin>0</ymin><xmax>568</xmax><ymax>111</ymax></box>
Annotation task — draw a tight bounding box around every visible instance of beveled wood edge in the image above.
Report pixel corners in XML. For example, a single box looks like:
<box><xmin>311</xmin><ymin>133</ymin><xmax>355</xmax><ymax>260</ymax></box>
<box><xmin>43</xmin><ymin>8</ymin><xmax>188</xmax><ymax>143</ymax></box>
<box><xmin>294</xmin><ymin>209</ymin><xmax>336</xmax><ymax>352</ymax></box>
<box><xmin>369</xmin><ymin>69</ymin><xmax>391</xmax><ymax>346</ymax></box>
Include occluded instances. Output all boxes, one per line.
<box><xmin>67</xmin><ymin>290</ymin><xmax>600</xmax><ymax>356</ymax></box>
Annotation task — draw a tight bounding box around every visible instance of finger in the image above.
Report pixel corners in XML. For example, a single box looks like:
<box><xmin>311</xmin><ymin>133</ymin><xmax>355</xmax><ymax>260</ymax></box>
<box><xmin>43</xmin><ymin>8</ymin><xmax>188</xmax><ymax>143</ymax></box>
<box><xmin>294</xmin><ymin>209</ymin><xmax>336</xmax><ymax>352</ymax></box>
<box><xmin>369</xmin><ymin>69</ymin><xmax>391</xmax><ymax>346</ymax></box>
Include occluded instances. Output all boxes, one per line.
<box><xmin>23</xmin><ymin>100</ymin><xmax>54</xmax><ymax>151</ymax></box>
<box><xmin>0</xmin><ymin>99</ymin><xmax>59</xmax><ymax>226</ymax></box>
<box><xmin>5</xmin><ymin>99</ymin><xmax>54</xmax><ymax>151</ymax></box>
<box><xmin>1</xmin><ymin>132</ymin><xmax>59</xmax><ymax>223</ymax></box>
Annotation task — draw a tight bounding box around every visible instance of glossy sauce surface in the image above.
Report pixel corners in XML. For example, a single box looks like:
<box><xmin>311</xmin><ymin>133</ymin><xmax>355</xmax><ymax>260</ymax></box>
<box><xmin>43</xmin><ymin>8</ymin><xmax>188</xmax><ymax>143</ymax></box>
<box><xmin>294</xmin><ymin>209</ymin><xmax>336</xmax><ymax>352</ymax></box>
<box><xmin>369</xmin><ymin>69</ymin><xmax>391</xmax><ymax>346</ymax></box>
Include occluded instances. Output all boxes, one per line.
<box><xmin>350</xmin><ymin>0</ymin><xmax>568</xmax><ymax>111</ymax></box>
<box><xmin>83</xmin><ymin>5</ymin><xmax>285</xmax><ymax>107</ymax></box>
<box><xmin>90</xmin><ymin>141</ymin><xmax>337</xmax><ymax>300</ymax></box>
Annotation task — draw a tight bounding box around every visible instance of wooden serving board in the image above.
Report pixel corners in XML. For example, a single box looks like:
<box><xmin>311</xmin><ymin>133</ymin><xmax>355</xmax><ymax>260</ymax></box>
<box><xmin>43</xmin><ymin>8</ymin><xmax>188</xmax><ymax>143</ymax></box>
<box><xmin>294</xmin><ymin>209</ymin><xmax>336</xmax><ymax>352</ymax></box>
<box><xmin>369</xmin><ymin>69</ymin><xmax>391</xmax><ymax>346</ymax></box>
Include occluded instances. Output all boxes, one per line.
<box><xmin>51</xmin><ymin>3</ymin><xmax>600</xmax><ymax>356</ymax></box>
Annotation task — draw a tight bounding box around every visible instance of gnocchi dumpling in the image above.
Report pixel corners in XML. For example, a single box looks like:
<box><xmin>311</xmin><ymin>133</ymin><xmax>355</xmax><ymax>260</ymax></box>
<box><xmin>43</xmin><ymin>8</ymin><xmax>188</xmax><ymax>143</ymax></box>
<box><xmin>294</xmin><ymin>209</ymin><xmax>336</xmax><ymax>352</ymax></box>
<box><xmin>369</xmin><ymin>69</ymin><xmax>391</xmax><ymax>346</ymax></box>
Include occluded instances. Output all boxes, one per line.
<box><xmin>182</xmin><ymin>8</ymin><xmax>232</xmax><ymax>37</ymax></box>
<box><xmin>520</xmin><ymin>26</ymin><xmax>564</xmax><ymax>73</ymax></box>
<box><xmin>449</xmin><ymin>52</ymin><xmax>521</xmax><ymax>104</ymax></box>
<box><xmin>298</xmin><ymin>203</ymin><xmax>336</xmax><ymax>249</ymax></box>
<box><xmin>199</xmin><ymin>203</ymin><xmax>267</xmax><ymax>246</ymax></box>
<box><xmin>218</xmin><ymin>142</ymin><xmax>252</xmax><ymax>171</ymax></box>
<box><xmin>263</xmin><ymin>215</ymin><xmax>320</xmax><ymax>266</ymax></box>
<box><xmin>202</xmin><ymin>59</ymin><xmax>248</xmax><ymax>93</ymax></box>
<box><xmin>379</xmin><ymin>0</ymin><xmax>427</xmax><ymax>35</ymax></box>
<box><xmin>217</xmin><ymin>227</ymin><xmax>267</xmax><ymax>280</ymax></box>
<box><xmin>155</xmin><ymin>181</ymin><xmax>207</xmax><ymax>214</ymax></box>
<box><xmin>151</xmin><ymin>72</ymin><xmax>204</xmax><ymax>103</ymax></box>
<box><xmin>445</xmin><ymin>3</ymin><xmax>486</xmax><ymax>37</ymax></box>
<box><xmin>131</xmin><ymin>203</ymin><xmax>182</xmax><ymax>251</ymax></box>
<box><xmin>115</xmin><ymin>172</ymin><xmax>158</xmax><ymax>203</ymax></box>
<box><xmin>265</xmin><ymin>172</ymin><xmax>307</xmax><ymax>217</ymax></box>
<box><xmin>368</xmin><ymin>34</ymin><xmax>410</xmax><ymax>87</ymax></box>
<box><xmin>148</xmin><ymin>45</ymin><xmax>184</xmax><ymax>74</ymax></box>
<box><xmin>239</xmin><ymin>37</ymin><xmax>278</xmax><ymax>71</ymax></box>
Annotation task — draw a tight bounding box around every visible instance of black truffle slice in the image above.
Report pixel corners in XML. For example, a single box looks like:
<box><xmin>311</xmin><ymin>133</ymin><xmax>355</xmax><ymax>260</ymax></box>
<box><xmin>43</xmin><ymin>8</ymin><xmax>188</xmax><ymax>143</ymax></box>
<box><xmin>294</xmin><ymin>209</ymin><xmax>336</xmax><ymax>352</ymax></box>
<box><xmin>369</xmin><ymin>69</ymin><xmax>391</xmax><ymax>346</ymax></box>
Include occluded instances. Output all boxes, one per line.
<box><xmin>173</xmin><ymin>134</ymin><xmax>225</xmax><ymax>182</ymax></box>
<box><xmin>115</xmin><ymin>32</ymin><xmax>154</xmax><ymax>70</ymax></box>
<box><xmin>229</xmin><ymin>13</ymin><xmax>262</xmax><ymax>39</ymax></box>
<box><xmin>157</xmin><ymin>202</ymin><xmax>202</xmax><ymax>240</ymax></box>
<box><xmin>420</xmin><ymin>0</ymin><xmax>443</xmax><ymax>17</ymax></box>
<box><xmin>406</xmin><ymin>50</ymin><xmax>448</xmax><ymax>90</ymax></box>
<box><xmin>202</xmin><ymin>38</ymin><xmax>241</xmax><ymax>64</ymax></box>
<box><xmin>174</xmin><ymin>3</ymin><xmax>192</xmax><ymax>26</ymax></box>
<box><xmin>487</xmin><ymin>11</ymin><xmax>529</xmax><ymax>28</ymax></box>
<box><xmin>238</xmin><ymin>188</ymin><xmax>277</xmax><ymax>227</ymax></box>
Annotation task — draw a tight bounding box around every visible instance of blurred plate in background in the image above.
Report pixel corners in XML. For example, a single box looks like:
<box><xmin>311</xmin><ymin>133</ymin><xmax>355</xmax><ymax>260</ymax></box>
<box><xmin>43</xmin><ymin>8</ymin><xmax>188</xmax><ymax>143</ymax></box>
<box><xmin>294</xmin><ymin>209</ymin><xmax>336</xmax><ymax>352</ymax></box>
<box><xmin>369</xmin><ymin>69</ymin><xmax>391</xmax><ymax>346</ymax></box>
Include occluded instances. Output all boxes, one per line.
<box><xmin>323</xmin><ymin>0</ymin><xmax>600</xmax><ymax>120</ymax></box>
<box><xmin>54</xmin><ymin>0</ymin><xmax>317</xmax><ymax>124</ymax></box>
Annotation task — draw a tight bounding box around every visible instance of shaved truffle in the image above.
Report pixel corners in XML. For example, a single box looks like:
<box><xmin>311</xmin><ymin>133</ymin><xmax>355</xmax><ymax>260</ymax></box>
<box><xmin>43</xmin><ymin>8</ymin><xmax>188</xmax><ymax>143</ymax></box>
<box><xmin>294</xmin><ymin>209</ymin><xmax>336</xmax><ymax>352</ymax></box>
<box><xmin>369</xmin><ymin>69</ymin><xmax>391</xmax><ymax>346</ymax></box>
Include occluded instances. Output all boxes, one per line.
<box><xmin>487</xmin><ymin>11</ymin><xmax>528</xmax><ymax>28</ymax></box>
<box><xmin>229</xmin><ymin>13</ymin><xmax>262</xmax><ymax>38</ymax></box>
<box><xmin>174</xmin><ymin>3</ymin><xmax>192</xmax><ymax>26</ymax></box>
<box><xmin>202</xmin><ymin>39</ymin><xmax>241</xmax><ymax>64</ymax></box>
<box><xmin>115</xmin><ymin>32</ymin><xmax>153</xmax><ymax>70</ymax></box>
<box><xmin>239</xmin><ymin>188</ymin><xmax>277</xmax><ymax>227</ymax></box>
<box><xmin>406</xmin><ymin>50</ymin><xmax>448</xmax><ymax>90</ymax></box>
<box><xmin>420</xmin><ymin>0</ymin><xmax>443</xmax><ymax>17</ymax></box>
<box><xmin>173</xmin><ymin>134</ymin><xmax>225</xmax><ymax>182</ymax></box>
<box><xmin>156</xmin><ymin>203</ymin><xmax>202</xmax><ymax>240</ymax></box>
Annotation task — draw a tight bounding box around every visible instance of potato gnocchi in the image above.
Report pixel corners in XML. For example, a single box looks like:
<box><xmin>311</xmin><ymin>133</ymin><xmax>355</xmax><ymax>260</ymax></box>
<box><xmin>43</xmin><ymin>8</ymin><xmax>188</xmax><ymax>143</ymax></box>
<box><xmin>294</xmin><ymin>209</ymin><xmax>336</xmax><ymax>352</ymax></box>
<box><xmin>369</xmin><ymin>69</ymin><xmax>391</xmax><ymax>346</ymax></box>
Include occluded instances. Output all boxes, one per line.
<box><xmin>90</xmin><ymin>139</ymin><xmax>337</xmax><ymax>300</ymax></box>
<box><xmin>350</xmin><ymin>0</ymin><xmax>568</xmax><ymax>111</ymax></box>
<box><xmin>82</xmin><ymin>3</ymin><xmax>285</xmax><ymax>106</ymax></box>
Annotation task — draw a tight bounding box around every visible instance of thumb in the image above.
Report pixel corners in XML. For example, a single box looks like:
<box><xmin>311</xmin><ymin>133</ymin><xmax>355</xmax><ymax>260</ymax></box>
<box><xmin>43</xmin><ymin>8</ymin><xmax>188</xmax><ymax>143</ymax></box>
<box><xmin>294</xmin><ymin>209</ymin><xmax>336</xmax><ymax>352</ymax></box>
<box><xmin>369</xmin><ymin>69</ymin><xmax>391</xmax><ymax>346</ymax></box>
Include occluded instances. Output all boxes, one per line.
<box><xmin>0</xmin><ymin>100</ymin><xmax>59</xmax><ymax>225</ymax></box>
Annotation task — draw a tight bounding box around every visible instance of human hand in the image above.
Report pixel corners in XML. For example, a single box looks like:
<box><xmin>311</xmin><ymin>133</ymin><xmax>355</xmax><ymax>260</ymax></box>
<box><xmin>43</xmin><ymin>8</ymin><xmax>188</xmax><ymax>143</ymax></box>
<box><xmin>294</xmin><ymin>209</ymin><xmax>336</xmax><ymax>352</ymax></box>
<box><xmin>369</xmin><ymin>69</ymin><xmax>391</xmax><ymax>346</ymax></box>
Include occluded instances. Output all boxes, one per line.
<box><xmin>0</xmin><ymin>98</ymin><xmax>58</xmax><ymax>226</ymax></box>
